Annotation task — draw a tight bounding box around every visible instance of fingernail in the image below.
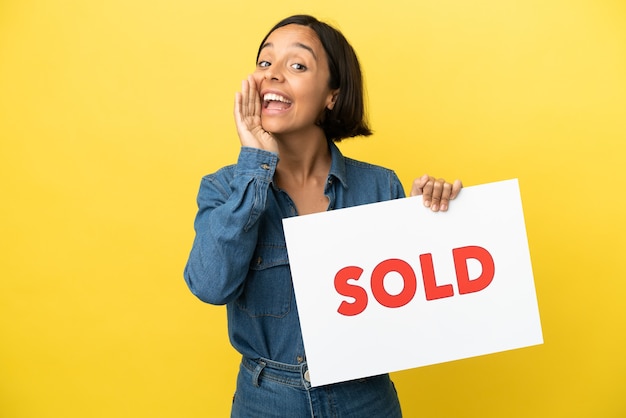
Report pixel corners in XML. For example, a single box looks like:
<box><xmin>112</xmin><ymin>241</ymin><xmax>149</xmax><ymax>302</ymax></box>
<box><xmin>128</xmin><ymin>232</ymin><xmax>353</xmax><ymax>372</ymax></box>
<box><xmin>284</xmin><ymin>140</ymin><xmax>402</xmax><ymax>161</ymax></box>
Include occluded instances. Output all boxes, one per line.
<box><xmin>431</xmin><ymin>204</ymin><xmax>438</xmax><ymax>211</ymax></box>
<box><xmin>441</xmin><ymin>203</ymin><xmax>448</xmax><ymax>211</ymax></box>
<box><xmin>424</xmin><ymin>200</ymin><xmax>431</xmax><ymax>208</ymax></box>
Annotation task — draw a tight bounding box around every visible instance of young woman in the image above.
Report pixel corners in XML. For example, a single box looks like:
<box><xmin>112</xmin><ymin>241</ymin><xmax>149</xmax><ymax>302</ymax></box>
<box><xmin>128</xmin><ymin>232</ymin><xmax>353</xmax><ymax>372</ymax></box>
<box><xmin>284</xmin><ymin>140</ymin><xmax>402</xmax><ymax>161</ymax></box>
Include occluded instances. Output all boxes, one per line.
<box><xmin>184</xmin><ymin>14</ymin><xmax>462</xmax><ymax>418</ymax></box>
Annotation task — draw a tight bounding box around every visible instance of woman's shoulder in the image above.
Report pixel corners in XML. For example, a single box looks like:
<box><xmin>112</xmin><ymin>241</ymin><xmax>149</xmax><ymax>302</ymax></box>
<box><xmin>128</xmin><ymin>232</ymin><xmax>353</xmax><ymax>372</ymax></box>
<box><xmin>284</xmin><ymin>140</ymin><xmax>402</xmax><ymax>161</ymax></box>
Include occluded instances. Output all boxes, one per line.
<box><xmin>342</xmin><ymin>156</ymin><xmax>397</xmax><ymax>177</ymax></box>
<box><xmin>339</xmin><ymin>155</ymin><xmax>405</xmax><ymax>199</ymax></box>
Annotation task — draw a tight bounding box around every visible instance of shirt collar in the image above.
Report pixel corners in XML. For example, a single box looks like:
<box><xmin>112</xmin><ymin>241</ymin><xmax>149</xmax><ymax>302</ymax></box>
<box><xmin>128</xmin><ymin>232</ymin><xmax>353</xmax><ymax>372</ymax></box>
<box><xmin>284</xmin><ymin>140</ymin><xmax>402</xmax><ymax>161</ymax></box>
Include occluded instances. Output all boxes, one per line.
<box><xmin>327</xmin><ymin>140</ymin><xmax>349</xmax><ymax>189</ymax></box>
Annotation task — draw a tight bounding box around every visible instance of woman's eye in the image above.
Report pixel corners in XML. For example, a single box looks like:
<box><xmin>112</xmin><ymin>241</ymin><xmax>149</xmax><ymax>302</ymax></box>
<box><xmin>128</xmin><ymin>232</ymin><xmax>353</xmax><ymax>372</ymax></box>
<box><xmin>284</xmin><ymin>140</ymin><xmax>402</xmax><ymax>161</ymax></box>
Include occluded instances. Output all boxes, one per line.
<box><xmin>258</xmin><ymin>61</ymin><xmax>270</xmax><ymax>68</ymax></box>
<box><xmin>291</xmin><ymin>63</ymin><xmax>307</xmax><ymax>71</ymax></box>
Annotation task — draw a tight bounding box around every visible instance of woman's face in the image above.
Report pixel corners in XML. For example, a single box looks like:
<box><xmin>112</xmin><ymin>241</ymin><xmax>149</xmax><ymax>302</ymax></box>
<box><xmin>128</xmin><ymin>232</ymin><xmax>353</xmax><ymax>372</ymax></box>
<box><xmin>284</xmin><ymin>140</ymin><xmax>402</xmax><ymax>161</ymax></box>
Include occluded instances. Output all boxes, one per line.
<box><xmin>253</xmin><ymin>24</ymin><xmax>338</xmax><ymax>137</ymax></box>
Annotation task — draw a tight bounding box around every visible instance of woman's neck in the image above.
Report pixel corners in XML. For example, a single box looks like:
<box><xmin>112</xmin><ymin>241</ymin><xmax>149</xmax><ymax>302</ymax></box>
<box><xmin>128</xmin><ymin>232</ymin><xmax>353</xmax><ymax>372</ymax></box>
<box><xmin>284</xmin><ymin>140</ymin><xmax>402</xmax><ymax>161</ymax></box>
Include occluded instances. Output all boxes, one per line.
<box><xmin>274</xmin><ymin>129</ymin><xmax>331</xmax><ymax>188</ymax></box>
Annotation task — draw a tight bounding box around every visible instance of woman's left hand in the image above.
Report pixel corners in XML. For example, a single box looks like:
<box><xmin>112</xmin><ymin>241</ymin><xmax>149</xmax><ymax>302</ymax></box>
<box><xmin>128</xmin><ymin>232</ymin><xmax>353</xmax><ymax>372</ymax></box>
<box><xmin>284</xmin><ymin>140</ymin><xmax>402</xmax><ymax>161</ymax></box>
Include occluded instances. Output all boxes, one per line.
<box><xmin>410</xmin><ymin>174</ymin><xmax>463</xmax><ymax>212</ymax></box>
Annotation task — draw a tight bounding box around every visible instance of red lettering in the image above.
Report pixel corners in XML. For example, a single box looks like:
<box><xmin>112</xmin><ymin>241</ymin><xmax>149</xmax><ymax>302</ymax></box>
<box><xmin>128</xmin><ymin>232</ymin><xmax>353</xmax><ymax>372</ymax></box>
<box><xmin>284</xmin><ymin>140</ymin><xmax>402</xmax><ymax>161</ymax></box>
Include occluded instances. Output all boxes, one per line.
<box><xmin>420</xmin><ymin>253</ymin><xmax>454</xmax><ymax>301</ymax></box>
<box><xmin>334</xmin><ymin>246</ymin><xmax>496</xmax><ymax>315</ymax></box>
<box><xmin>371</xmin><ymin>259</ymin><xmax>417</xmax><ymax>308</ymax></box>
<box><xmin>453</xmin><ymin>246</ymin><xmax>495</xmax><ymax>294</ymax></box>
<box><xmin>334</xmin><ymin>266</ymin><xmax>368</xmax><ymax>316</ymax></box>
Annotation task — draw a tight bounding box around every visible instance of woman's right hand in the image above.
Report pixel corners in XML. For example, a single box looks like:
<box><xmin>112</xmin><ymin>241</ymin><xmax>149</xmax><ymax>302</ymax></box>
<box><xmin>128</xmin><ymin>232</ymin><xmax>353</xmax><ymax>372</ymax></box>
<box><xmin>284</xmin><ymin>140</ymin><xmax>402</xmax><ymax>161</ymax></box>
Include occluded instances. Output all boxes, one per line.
<box><xmin>234</xmin><ymin>75</ymin><xmax>278</xmax><ymax>153</ymax></box>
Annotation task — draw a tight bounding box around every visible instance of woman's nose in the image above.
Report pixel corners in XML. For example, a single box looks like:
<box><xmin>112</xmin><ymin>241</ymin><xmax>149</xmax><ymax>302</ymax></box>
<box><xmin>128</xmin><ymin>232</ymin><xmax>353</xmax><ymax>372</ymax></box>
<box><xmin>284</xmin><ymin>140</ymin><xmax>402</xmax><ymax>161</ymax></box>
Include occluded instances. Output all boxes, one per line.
<box><xmin>265</xmin><ymin>67</ymin><xmax>284</xmax><ymax>82</ymax></box>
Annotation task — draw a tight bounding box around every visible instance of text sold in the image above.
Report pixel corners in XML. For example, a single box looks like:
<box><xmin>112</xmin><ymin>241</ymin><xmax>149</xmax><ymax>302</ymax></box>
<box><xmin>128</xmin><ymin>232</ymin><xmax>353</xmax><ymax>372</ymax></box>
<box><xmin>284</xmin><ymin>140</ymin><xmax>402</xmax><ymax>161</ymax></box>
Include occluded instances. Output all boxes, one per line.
<box><xmin>334</xmin><ymin>246</ymin><xmax>495</xmax><ymax>316</ymax></box>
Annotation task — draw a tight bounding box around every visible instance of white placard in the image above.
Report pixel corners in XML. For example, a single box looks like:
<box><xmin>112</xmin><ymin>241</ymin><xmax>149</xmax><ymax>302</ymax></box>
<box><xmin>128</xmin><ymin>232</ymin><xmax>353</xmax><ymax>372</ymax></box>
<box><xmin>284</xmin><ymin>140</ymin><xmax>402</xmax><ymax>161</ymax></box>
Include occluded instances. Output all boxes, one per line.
<box><xmin>282</xmin><ymin>179</ymin><xmax>542</xmax><ymax>387</ymax></box>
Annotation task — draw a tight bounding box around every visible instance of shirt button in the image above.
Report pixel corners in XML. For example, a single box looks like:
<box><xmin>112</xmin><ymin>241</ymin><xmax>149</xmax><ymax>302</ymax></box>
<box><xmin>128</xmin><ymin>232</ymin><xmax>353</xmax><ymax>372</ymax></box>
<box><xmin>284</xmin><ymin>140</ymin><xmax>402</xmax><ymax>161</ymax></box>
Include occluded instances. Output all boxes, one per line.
<box><xmin>256</xmin><ymin>257</ymin><xmax>262</xmax><ymax>265</ymax></box>
<box><xmin>304</xmin><ymin>370</ymin><xmax>310</xmax><ymax>382</ymax></box>
<box><xmin>261</xmin><ymin>163</ymin><xmax>270</xmax><ymax>170</ymax></box>
<box><xmin>296</xmin><ymin>356</ymin><xmax>303</xmax><ymax>363</ymax></box>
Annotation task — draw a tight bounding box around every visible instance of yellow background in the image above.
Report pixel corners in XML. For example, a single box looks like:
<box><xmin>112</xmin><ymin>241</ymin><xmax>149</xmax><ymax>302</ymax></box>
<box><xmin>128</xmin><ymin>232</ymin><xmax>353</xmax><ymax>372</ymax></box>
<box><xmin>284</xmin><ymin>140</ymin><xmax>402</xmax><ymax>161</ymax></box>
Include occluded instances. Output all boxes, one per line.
<box><xmin>1</xmin><ymin>0</ymin><xmax>625</xmax><ymax>417</ymax></box>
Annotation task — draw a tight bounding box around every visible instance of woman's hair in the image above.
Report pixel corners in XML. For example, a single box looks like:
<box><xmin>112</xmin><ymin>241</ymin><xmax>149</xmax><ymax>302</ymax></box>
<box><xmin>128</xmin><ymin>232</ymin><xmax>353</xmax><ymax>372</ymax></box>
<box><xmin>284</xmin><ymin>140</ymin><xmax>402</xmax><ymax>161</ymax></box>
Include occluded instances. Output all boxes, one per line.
<box><xmin>256</xmin><ymin>15</ymin><xmax>372</xmax><ymax>142</ymax></box>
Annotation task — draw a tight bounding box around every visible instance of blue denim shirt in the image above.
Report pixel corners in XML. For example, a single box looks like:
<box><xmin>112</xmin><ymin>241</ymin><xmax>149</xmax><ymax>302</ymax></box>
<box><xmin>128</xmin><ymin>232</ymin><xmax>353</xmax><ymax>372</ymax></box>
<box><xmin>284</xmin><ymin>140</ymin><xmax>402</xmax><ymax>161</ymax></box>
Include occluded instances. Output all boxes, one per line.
<box><xmin>184</xmin><ymin>141</ymin><xmax>405</xmax><ymax>365</ymax></box>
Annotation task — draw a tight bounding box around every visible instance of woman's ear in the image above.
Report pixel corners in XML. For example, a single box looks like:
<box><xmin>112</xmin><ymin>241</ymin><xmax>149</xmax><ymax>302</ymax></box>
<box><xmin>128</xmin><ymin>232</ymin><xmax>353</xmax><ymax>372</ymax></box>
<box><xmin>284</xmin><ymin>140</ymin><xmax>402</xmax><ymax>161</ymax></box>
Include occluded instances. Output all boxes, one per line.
<box><xmin>326</xmin><ymin>89</ymin><xmax>340</xmax><ymax>110</ymax></box>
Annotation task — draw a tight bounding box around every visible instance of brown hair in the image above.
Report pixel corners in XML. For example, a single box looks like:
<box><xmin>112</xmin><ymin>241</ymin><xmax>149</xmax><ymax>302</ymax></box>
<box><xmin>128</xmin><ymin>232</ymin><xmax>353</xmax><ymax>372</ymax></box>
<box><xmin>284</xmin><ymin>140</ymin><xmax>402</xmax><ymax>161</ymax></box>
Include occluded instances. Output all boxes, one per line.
<box><xmin>257</xmin><ymin>15</ymin><xmax>372</xmax><ymax>142</ymax></box>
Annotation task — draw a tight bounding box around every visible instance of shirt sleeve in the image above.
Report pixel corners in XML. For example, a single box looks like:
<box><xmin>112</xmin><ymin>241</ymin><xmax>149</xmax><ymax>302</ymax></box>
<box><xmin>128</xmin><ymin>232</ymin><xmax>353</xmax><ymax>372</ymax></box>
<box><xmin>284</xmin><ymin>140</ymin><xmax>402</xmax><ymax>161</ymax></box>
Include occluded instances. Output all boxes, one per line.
<box><xmin>392</xmin><ymin>171</ymin><xmax>406</xmax><ymax>200</ymax></box>
<box><xmin>183</xmin><ymin>147</ymin><xmax>279</xmax><ymax>305</ymax></box>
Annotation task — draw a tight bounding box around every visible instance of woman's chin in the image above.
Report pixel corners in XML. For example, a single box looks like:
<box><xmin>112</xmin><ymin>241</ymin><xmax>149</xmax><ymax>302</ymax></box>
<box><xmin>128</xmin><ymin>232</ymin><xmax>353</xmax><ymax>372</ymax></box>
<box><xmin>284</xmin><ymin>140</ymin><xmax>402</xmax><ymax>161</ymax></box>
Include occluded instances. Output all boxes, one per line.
<box><xmin>261</xmin><ymin>121</ymin><xmax>286</xmax><ymax>136</ymax></box>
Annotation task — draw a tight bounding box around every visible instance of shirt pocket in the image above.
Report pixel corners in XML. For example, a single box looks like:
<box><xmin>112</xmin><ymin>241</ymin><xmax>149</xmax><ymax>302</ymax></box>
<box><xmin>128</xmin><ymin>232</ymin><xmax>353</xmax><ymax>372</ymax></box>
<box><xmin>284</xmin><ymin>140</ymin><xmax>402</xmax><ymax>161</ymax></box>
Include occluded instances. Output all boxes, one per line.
<box><xmin>235</xmin><ymin>243</ymin><xmax>292</xmax><ymax>318</ymax></box>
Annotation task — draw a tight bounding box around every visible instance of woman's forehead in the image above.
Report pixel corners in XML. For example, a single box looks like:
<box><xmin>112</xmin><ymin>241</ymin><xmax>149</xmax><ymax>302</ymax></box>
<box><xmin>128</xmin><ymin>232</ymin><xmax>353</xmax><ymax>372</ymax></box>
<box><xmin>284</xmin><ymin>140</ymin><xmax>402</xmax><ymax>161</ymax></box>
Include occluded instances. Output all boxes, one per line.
<box><xmin>261</xmin><ymin>24</ymin><xmax>323</xmax><ymax>58</ymax></box>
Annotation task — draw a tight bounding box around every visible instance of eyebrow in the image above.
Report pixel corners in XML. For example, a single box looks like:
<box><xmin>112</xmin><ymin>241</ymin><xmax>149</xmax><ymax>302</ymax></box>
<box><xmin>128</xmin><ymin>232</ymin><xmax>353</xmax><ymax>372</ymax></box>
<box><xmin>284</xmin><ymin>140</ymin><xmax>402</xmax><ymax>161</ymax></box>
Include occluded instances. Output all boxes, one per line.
<box><xmin>260</xmin><ymin>42</ymin><xmax>318</xmax><ymax>60</ymax></box>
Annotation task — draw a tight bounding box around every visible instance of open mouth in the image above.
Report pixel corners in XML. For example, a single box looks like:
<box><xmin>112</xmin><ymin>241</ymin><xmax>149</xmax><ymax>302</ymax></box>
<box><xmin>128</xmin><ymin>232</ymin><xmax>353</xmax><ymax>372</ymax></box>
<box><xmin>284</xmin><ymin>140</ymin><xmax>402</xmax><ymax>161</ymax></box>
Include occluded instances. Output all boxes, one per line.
<box><xmin>263</xmin><ymin>93</ymin><xmax>293</xmax><ymax>111</ymax></box>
